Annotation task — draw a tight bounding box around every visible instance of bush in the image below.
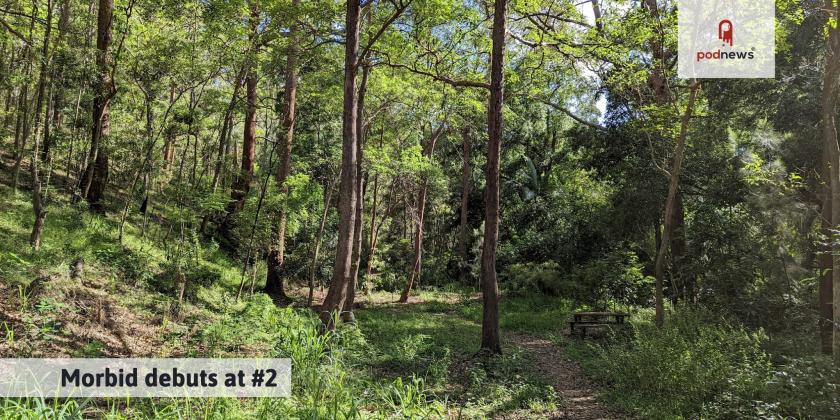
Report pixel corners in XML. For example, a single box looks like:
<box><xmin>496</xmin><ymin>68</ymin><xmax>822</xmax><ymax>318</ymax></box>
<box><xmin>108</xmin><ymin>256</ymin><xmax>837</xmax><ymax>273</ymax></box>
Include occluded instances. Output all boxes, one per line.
<box><xmin>503</xmin><ymin>261</ymin><xmax>573</xmax><ymax>297</ymax></box>
<box><xmin>503</xmin><ymin>250</ymin><xmax>653</xmax><ymax>308</ymax></box>
<box><xmin>573</xmin><ymin>308</ymin><xmax>773</xmax><ymax>419</ymax></box>
<box><xmin>93</xmin><ymin>244</ymin><xmax>155</xmax><ymax>285</ymax></box>
<box><xmin>763</xmin><ymin>356</ymin><xmax>840</xmax><ymax>419</ymax></box>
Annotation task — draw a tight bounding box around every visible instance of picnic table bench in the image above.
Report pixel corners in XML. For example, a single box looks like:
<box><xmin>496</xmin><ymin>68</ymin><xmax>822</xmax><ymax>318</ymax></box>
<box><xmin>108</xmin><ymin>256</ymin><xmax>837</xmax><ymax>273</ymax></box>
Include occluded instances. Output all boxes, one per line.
<box><xmin>569</xmin><ymin>311</ymin><xmax>630</xmax><ymax>337</ymax></box>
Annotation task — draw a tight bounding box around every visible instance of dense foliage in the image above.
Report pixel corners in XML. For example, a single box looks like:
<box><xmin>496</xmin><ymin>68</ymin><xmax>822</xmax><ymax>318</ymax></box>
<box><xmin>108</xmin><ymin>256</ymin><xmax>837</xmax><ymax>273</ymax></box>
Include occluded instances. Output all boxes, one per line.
<box><xmin>3</xmin><ymin>0</ymin><xmax>840</xmax><ymax>418</ymax></box>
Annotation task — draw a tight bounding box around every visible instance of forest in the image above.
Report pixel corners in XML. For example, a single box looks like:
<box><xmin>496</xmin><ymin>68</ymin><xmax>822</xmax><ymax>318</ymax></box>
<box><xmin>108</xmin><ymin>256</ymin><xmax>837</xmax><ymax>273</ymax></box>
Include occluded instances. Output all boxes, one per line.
<box><xmin>1</xmin><ymin>0</ymin><xmax>840</xmax><ymax>418</ymax></box>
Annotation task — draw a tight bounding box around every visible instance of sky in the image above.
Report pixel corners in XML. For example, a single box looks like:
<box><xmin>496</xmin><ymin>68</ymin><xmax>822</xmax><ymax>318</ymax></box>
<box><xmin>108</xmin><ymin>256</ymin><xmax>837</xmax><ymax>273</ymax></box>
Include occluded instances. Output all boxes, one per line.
<box><xmin>577</xmin><ymin>0</ymin><xmax>609</xmax><ymax>121</ymax></box>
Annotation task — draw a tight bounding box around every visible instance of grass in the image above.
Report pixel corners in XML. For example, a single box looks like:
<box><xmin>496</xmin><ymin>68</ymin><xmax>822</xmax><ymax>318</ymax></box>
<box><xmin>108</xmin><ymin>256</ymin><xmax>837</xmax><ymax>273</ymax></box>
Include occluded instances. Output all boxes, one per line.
<box><xmin>0</xmin><ymin>186</ymin><xmax>566</xmax><ymax>419</ymax></box>
<box><xmin>349</xmin><ymin>291</ymin><xmax>562</xmax><ymax>418</ymax></box>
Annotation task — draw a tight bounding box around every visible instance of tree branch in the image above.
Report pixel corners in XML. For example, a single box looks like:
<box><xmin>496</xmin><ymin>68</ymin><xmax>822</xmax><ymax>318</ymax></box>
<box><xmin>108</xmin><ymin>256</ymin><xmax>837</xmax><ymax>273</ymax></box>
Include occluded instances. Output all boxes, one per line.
<box><xmin>358</xmin><ymin>0</ymin><xmax>412</xmax><ymax>64</ymax></box>
<box><xmin>378</xmin><ymin>58</ymin><xmax>489</xmax><ymax>89</ymax></box>
<box><xmin>0</xmin><ymin>17</ymin><xmax>30</xmax><ymax>44</ymax></box>
<box><xmin>540</xmin><ymin>99</ymin><xmax>604</xmax><ymax>130</ymax></box>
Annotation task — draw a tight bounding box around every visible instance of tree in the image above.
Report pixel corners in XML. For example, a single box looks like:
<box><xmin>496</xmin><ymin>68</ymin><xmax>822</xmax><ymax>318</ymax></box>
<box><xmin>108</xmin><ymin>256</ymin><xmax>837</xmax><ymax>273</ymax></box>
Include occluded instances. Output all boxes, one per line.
<box><xmin>400</xmin><ymin>121</ymin><xmax>446</xmax><ymax>303</ymax></box>
<box><xmin>30</xmin><ymin>0</ymin><xmax>55</xmax><ymax>250</ymax></box>
<box><xmin>458</xmin><ymin>125</ymin><xmax>472</xmax><ymax>284</ymax></box>
<box><xmin>320</xmin><ymin>0</ymin><xmax>411</xmax><ymax>329</ymax></box>
<box><xmin>223</xmin><ymin>0</ymin><xmax>261</xmax><ymax>226</ymax></box>
<box><xmin>265</xmin><ymin>0</ymin><xmax>301</xmax><ymax>301</ymax></box>
<box><xmin>652</xmin><ymin>80</ymin><xmax>700</xmax><ymax>327</ymax></box>
<box><xmin>480</xmin><ymin>0</ymin><xmax>507</xmax><ymax>355</ymax></box>
<box><xmin>820</xmin><ymin>0</ymin><xmax>840</xmax><ymax>365</ymax></box>
<box><xmin>80</xmin><ymin>0</ymin><xmax>116</xmax><ymax>211</ymax></box>
<box><xmin>319</xmin><ymin>0</ymin><xmax>363</xmax><ymax>329</ymax></box>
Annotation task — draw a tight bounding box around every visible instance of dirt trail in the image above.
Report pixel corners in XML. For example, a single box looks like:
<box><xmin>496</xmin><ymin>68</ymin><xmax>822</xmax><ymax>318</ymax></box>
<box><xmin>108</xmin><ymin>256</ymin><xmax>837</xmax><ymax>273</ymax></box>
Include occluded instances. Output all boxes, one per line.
<box><xmin>506</xmin><ymin>332</ymin><xmax>622</xmax><ymax>420</ymax></box>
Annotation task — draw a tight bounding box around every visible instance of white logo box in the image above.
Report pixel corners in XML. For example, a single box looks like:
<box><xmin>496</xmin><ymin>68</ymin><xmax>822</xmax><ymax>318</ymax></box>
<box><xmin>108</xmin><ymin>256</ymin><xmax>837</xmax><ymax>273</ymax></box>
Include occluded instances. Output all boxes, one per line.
<box><xmin>0</xmin><ymin>358</ymin><xmax>291</xmax><ymax>398</ymax></box>
<box><xmin>678</xmin><ymin>0</ymin><xmax>775</xmax><ymax>79</ymax></box>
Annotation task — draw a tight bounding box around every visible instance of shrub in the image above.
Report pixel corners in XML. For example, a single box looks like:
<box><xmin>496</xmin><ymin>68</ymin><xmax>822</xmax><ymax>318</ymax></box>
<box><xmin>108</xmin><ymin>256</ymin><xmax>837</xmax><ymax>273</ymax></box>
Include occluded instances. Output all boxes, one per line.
<box><xmin>573</xmin><ymin>308</ymin><xmax>773</xmax><ymax>419</ymax></box>
<box><xmin>93</xmin><ymin>244</ymin><xmax>155</xmax><ymax>285</ymax></box>
<box><xmin>503</xmin><ymin>261</ymin><xmax>573</xmax><ymax>297</ymax></box>
<box><xmin>503</xmin><ymin>250</ymin><xmax>653</xmax><ymax>308</ymax></box>
<box><xmin>763</xmin><ymin>356</ymin><xmax>840</xmax><ymax>419</ymax></box>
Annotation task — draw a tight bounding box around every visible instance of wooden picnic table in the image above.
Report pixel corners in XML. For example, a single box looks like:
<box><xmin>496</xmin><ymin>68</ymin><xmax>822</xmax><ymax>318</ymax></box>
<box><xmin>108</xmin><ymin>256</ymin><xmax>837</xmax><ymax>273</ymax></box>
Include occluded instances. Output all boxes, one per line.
<box><xmin>569</xmin><ymin>311</ymin><xmax>630</xmax><ymax>337</ymax></box>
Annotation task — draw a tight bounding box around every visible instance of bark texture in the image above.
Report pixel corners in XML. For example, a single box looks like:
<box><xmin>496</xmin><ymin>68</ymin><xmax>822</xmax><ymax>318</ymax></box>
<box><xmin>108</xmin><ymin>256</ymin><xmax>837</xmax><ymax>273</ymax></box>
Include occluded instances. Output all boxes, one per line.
<box><xmin>653</xmin><ymin>80</ymin><xmax>700</xmax><ymax>328</ymax></box>
<box><xmin>820</xmin><ymin>0</ymin><xmax>840</xmax><ymax>365</ymax></box>
<box><xmin>320</xmin><ymin>0</ymin><xmax>361</xmax><ymax>329</ymax></box>
<box><xmin>480</xmin><ymin>0</ymin><xmax>507</xmax><ymax>355</ymax></box>
<box><xmin>81</xmin><ymin>0</ymin><xmax>114</xmax><ymax>211</ymax></box>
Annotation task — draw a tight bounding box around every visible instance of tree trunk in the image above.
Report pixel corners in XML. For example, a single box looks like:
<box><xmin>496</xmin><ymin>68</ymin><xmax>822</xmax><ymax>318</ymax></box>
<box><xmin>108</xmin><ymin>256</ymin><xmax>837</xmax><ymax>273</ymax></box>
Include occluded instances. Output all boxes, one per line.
<box><xmin>201</xmin><ymin>63</ymin><xmax>247</xmax><ymax>233</ymax></box>
<box><xmin>670</xmin><ymin>192</ymin><xmax>688</xmax><ymax>301</ymax></box>
<box><xmin>30</xmin><ymin>0</ymin><xmax>55</xmax><ymax>250</ymax></box>
<box><xmin>224</xmin><ymin>69</ymin><xmax>257</xmax><ymax>217</ymax></box>
<box><xmin>480</xmin><ymin>0</ymin><xmax>507</xmax><ymax>355</ymax></box>
<box><xmin>820</xmin><ymin>0</ymin><xmax>840</xmax><ymax>366</ymax></box>
<box><xmin>400</xmin><ymin>122</ymin><xmax>446</xmax><ymax>303</ymax></box>
<box><xmin>654</xmin><ymin>80</ymin><xmax>700</xmax><ymax>328</ymax></box>
<box><xmin>265</xmin><ymin>0</ymin><xmax>301</xmax><ymax>300</ymax></box>
<box><xmin>81</xmin><ymin>0</ymin><xmax>114</xmax><ymax>212</ymax></box>
<box><xmin>320</xmin><ymin>0</ymin><xmax>361</xmax><ymax>330</ymax></box>
<box><xmin>342</xmin><ymin>63</ymin><xmax>371</xmax><ymax>322</ymax></box>
<box><xmin>365</xmin><ymin>173</ymin><xmax>379</xmax><ymax>276</ymax></box>
<box><xmin>210</xmin><ymin>65</ymin><xmax>246</xmax><ymax>193</ymax></box>
<box><xmin>590</xmin><ymin>0</ymin><xmax>603</xmax><ymax>32</ymax></box>
<box><xmin>459</xmin><ymin>126</ymin><xmax>472</xmax><ymax>283</ymax></box>
<box><xmin>222</xmin><ymin>1</ymin><xmax>260</xmax><ymax>227</ymax></box>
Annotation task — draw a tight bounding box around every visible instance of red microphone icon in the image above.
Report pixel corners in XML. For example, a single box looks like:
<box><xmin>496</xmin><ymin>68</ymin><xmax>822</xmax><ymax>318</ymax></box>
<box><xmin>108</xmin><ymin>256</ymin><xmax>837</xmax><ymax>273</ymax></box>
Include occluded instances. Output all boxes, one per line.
<box><xmin>718</xmin><ymin>19</ymin><xmax>733</xmax><ymax>46</ymax></box>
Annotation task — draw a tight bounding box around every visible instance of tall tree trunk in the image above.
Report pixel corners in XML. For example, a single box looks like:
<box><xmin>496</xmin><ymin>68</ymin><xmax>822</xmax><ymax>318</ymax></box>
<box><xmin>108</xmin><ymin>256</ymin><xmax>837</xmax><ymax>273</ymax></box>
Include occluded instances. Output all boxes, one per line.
<box><xmin>590</xmin><ymin>0</ymin><xmax>603</xmax><ymax>32</ymax></box>
<box><xmin>81</xmin><ymin>0</ymin><xmax>114</xmax><ymax>212</ymax></box>
<box><xmin>342</xmin><ymin>63</ymin><xmax>371</xmax><ymax>321</ymax></box>
<box><xmin>265</xmin><ymin>0</ymin><xmax>301</xmax><ymax>300</ymax></box>
<box><xmin>161</xmin><ymin>84</ymin><xmax>176</xmax><ymax>169</ymax></box>
<box><xmin>222</xmin><ymin>2</ymin><xmax>259</xmax><ymax>228</ymax></box>
<box><xmin>320</xmin><ymin>0</ymin><xmax>361</xmax><ymax>330</ymax></box>
<box><xmin>229</xmin><ymin>73</ymin><xmax>257</xmax><ymax>211</ymax></box>
<box><xmin>820</xmin><ymin>0</ymin><xmax>840</xmax><ymax>366</ymax></box>
<box><xmin>12</xmin><ymin>81</ymin><xmax>31</xmax><ymax>194</ymax></box>
<box><xmin>210</xmin><ymin>67</ymin><xmax>245</xmax><ymax>193</ymax></box>
<box><xmin>480</xmin><ymin>0</ymin><xmax>507</xmax><ymax>355</ymax></box>
<box><xmin>364</xmin><ymin>127</ymin><xmax>388</xmax><ymax>278</ymax></box>
<box><xmin>459</xmin><ymin>126</ymin><xmax>472</xmax><ymax>284</ymax></box>
<box><xmin>365</xmin><ymin>173</ymin><xmax>379</xmax><ymax>276</ymax></box>
<box><xmin>400</xmin><ymin>122</ymin><xmax>445</xmax><ymax>303</ymax></box>
<box><xmin>653</xmin><ymin>80</ymin><xmax>700</xmax><ymax>328</ymax></box>
<box><xmin>30</xmin><ymin>0</ymin><xmax>55</xmax><ymax>251</ymax></box>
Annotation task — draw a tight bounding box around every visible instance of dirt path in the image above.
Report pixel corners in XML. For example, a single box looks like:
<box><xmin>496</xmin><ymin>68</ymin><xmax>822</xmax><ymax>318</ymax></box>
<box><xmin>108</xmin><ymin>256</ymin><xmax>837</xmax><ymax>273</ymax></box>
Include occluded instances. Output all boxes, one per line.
<box><xmin>506</xmin><ymin>332</ymin><xmax>622</xmax><ymax>420</ymax></box>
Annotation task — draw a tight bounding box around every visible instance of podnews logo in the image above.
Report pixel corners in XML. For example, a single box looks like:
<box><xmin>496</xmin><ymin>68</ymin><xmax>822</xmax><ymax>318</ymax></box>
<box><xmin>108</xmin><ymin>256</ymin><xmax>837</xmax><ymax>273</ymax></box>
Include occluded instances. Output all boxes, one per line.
<box><xmin>695</xmin><ymin>19</ymin><xmax>755</xmax><ymax>62</ymax></box>
<box><xmin>678</xmin><ymin>0</ymin><xmax>774</xmax><ymax>78</ymax></box>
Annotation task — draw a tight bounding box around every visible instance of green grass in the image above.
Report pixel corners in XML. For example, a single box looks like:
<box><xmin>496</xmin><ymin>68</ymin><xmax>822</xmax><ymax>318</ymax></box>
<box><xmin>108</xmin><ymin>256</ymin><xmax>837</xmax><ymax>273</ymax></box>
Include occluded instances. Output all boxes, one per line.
<box><xmin>0</xmin><ymin>187</ymin><xmax>445</xmax><ymax>418</ymax></box>
<box><xmin>456</xmin><ymin>293</ymin><xmax>576</xmax><ymax>339</ymax></box>
<box><xmin>0</xmin><ymin>186</ymin><xmax>565</xmax><ymax>418</ymax></box>
<box><xmin>350</xmin><ymin>293</ymin><xmax>561</xmax><ymax>418</ymax></box>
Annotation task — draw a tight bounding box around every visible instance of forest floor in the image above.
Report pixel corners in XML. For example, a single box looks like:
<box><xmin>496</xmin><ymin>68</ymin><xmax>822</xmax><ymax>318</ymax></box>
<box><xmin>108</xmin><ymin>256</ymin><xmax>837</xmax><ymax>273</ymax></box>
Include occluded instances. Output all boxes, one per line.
<box><xmin>331</xmin><ymin>290</ymin><xmax>624</xmax><ymax>419</ymax></box>
<box><xmin>293</xmin><ymin>287</ymin><xmax>622</xmax><ymax>418</ymax></box>
<box><xmin>0</xmin><ymin>177</ymin><xmax>623</xmax><ymax>418</ymax></box>
<box><xmin>505</xmin><ymin>332</ymin><xmax>620</xmax><ymax>420</ymax></box>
